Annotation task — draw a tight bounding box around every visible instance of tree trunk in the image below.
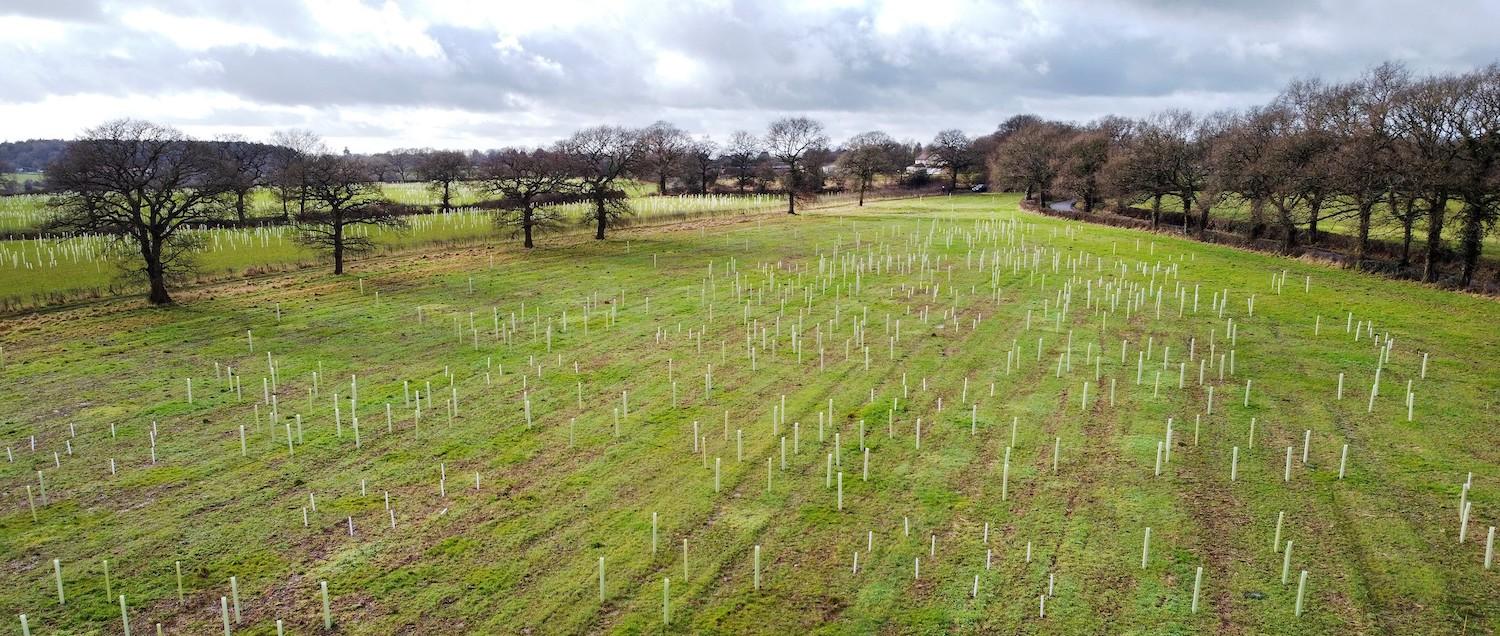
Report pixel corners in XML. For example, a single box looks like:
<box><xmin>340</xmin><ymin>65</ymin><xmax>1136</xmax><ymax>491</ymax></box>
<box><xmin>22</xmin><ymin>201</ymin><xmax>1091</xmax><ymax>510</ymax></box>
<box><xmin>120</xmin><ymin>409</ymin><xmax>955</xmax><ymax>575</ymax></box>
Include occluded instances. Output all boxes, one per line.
<box><xmin>1273</xmin><ymin>202</ymin><xmax>1297</xmax><ymax>252</ymax></box>
<box><xmin>1353</xmin><ymin>200</ymin><xmax>1374</xmax><ymax>267</ymax></box>
<box><xmin>858</xmin><ymin>179</ymin><xmax>866</xmax><ymax>206</ymax></box>
<box><xmin>333</xmin><ymin>223</ymin><xmax>345</xmax><ymax>275</ymax></box>
<box><xmin>1247</xmin><ymin>199</ymin><xmax>1265</xmax><ymax>240</ymax></box>
<box><xmin>441</xmin><ymin>182</ymin><xmax>452</xmax><ymax>213</ymax></box>
<box><xmin>1459</xmin><ymin>201</ymin><xmax>1484</xmax><ymax>288</ymax></box>
<box><xmin>1422</xmin><ymin>194</ymin><xmax>1446</xmax><ymax>283</ymax></box>
<box><xmin>658</xmin><ymin>173</ymin><xmax>668</xmax><ymax>196</ymax></box>
<box><xmin>594</xmin><ymin>197</ymin><xmax>607</xmax><ymax>240</ymax></box>
<box><xmin>949</xmin><ymin>169</ymin><xmax>958</xmax><ymax>192</ymax></box>
<box><xmin>523</xmin><ymin>208</ymin><xmax>535</xmax><ymax>248</ymax></box>
<box><xmin>143</xmin><ymin>238</ymin><xmax>172</xmax><ymax>305</ymax></box>
<box><xmin>235</xmin><ymin>190</ymin><xmax>248</xmax><ymax>223</ymax></box>
<box><xmin>1180</xmin><ymin>195</ymin><xmax>1192</xmax><ymax>234</ymax></box>
<box><xmin>1150</xmin><ymin>194</ymin><xmax>1161</xmax><ymax>229</ymax></box>
<box><xmin>1400</xmin><ymin>219</ymin><xmax>1414</xmax><ymax>268</ymax></box>
<box><xmin>787</xmin><ymin>166</ymin><xmax>799</xmax><ymax>215</ymax></box>
<box><xmin>147</xmin><ymin>271</ymin><xmax>171</xmax><ymax>304</ymax></box>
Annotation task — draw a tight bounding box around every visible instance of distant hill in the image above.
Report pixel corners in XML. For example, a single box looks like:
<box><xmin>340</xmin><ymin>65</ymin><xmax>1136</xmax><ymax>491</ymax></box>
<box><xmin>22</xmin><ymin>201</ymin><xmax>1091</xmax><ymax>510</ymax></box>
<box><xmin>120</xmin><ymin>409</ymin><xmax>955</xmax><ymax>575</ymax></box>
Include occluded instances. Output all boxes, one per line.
<box><xmin>0</xmin><ymin>139</ymin><xmax>67</xmax><ymax>173</ymax></box>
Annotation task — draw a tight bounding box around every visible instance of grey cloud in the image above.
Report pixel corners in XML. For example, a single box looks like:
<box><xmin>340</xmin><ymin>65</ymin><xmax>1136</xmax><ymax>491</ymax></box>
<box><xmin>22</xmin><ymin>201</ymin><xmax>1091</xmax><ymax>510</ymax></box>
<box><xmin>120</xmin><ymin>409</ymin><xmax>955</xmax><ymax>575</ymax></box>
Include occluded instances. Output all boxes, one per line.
<box><xmin>1</xmin><ymin>0</ymin><xmax>1499</xmax><ymax>150</ymax></box>
<box><xmin>0</xmin><ymin>0</ymin><xmax>106</xmax><ymax>21</ymax></box>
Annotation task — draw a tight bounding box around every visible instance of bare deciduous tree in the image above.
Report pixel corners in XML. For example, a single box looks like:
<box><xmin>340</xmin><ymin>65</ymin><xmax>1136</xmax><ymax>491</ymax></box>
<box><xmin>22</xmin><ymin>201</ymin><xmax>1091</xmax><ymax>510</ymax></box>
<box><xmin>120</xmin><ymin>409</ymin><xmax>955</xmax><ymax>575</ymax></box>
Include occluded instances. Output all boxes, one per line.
<box><xmin>724</xmin><ymin>131</ymin><xmax>761</xmax><ymax>193</ymax></box>
<box><xmin>381</xmin><ymin>148</ymin><xmax>421</xmax><ymax>182</ymax></box>
<box><xmin>1056</xmin><ymin>119</ymin><xmax>1124</xmax><ymax>214</ymax></box>
<box><xmin>1111</xmin><ymin>111</ymin><xmax>1192</xmax><ymax>229</ymax></box>
<box><xmin>764</xmin><ymin>117</ymin><xmax>829</xmax><ymax>215</ymax></box>
<box><xmin>1397</xmin><ymin>74</ymin><xmax>1467</xmax><ymax>282</ymax></box>
<box><xmin>929</xmin><ymin>129</ymin><xmax>976</xmax><ymax>191</ymax></box>
<box><xmin>990</xmin><ymin>120</ymin><xmax>1068</xmax><ymax>206</ymax></box>
<box><xmin>295</xmin><ymin>154</ymin><xmax>406</xmax><ymax>274</ymax></box>
<box><xmin>209</xmin><ymin>134</ymin><xmax>272</xmax><ymax>223</ymax></box>
<box><xmin>269</xmin><ymin>129</ymin><xmax>325</xmax><ymax>221</ymax></box>
<box><xmin>481</xmin><ymin>148</ymin><xmax>575</xmax><ymax>248</ymax></box>
<box><xmin>835</xmin><ymin>131</ymin><xmax>904</xmax><ymax>206</ymax></box>
<box><xmin>417</xmin><ymin>150</ymin><xmax>470</xmax><ymax>213</ymax></box>
<box><xmin>1320</xmin><ymin>63</ymin><xmax>1407</xmax><ymax>265</ymax></box>
<box><xmin>682</xmin><ymin>136</ymin><xmax>718</xmax><ymax>195</ymax></box>
<box><xmin>558</xmin><ymin>126</ymin><xmax>640</xmax><ymax>240</ymax></box>
<box><xmin>1189</xmin><ymin>112</ymin><xmax>1234</xmax><ymax>237</ymax></box>
<box><xmin>46</xmin><ymin>119</ymin><xmax>230</xmax><ymax>304</ymax></box>
<box><xmin>640</xmin><ymin>121</ymin><xmax>689</xmax><ymax>195</ymax></box>
<box><xmin>1452</xmin><ymin>64</ymin><xmax>1500</xmax><ymax>287</ymax></box>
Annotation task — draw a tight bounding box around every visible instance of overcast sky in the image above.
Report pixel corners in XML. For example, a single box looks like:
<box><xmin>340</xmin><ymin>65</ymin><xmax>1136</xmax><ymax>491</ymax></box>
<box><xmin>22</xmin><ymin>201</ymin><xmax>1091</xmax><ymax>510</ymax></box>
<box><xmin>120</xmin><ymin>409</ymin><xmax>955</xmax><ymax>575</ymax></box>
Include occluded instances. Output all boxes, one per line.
<box><xmin>2</xmin><ymin>0</ymin><xmax>1498</xmax><ymax>152</ymax></box>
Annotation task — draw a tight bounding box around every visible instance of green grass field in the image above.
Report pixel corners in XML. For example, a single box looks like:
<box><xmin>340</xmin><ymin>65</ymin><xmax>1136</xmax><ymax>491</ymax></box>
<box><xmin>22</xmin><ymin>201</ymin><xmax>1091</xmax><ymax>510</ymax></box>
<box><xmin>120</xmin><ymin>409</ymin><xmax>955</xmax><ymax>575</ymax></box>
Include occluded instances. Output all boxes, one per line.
<box><xmin>0</xmin><ymin>194</ymin><xmax>1495</xmax><ymax>634</ymax></box>
<box><xmin>0</xmin><ymin>180</ymin><xmax>661</xmax><ymax>234</ymax></box>
<box><xmin>0</xmin><ymin>189</ymin><xmax>792</xmax><ymax>309</ymax></box>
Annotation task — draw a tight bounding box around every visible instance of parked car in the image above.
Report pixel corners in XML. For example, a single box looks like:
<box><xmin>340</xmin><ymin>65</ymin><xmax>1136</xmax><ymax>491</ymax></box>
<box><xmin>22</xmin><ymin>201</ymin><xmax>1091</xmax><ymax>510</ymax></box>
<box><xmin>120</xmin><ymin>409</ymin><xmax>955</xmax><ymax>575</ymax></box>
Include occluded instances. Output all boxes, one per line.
<box><xmin>970</xmin><ymin>184</ymin><xmax>987</xmax><ymax>193</ymax></box>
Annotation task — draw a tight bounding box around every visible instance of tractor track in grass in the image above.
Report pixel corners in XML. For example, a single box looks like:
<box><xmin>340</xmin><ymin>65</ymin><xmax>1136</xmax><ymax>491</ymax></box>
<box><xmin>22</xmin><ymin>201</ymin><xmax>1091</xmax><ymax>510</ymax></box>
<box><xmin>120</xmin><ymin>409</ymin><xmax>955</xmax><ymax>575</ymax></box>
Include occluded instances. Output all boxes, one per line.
<box><xmin>582</xmin><ymin>367</ymin><xmax>874</xmax><ymax>633</ymax></box>
<box><xmin>578</xmin><ymin>265</ymin><xmax>952</xmax><ymax>632</ymax></box>
<box><xmin>613</xmin><ymin>289</ymin><xmax>1010</xmax><ymax>632</ymax></box>
<box><xmin>1175</xmin><ymin>435</ymin><xmax>1254</xmax><ymax>632</ymax></box>
<box><xmin>877</xmin><ymin>317</ymin><xmax>1047</xmax><ymax>618</ymax></box>
<box><xmin>1049</xmin><ymin>377</ymin><xmax>1134</xmax><ymax>628</ymax></box>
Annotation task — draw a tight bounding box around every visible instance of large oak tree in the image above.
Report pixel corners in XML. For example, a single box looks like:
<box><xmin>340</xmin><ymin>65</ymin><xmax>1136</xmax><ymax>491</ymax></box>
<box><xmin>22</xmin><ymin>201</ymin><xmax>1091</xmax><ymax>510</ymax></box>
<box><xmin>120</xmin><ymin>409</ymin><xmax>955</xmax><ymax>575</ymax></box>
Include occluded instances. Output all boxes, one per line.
<box><xmin>764</xmin><ymin>117</ymin><xmax>829</xmax><ymax>215</ymax></box>
<box><xmin>558</xmin><ymin>126</ymin><xmax>641</xmax><ymax>240</ymax></box>
<box><xmin>481</xmin><ymin>148</ymin><xmax>575</xmax><ymax>248</ymax></box>
<box><xmin>46</xmin><ymin>119</ymin><xmax>230</xmax><ymax>305</ymax></box>
<box><xmin>295</xmin><ymin>154</ymin><xmax>406</xmax><ymax>274</ymax></box>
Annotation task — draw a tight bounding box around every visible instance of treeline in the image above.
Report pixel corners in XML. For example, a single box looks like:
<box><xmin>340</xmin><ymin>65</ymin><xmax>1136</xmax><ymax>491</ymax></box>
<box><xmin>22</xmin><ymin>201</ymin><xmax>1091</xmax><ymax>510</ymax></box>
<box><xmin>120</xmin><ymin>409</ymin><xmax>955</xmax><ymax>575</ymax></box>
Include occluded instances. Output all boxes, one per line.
<box><xmin>35</xmin><ymin>61</ymin><xmax>1500</xmax><ymax>305</ymax></box>
<box><xmin>0</xmin><ymin>139</ymin><xmax>67</xmax><ymax>174</ymax></box>
<box><xmin>43</xmin><ymin>117</ymin><xmax>861</xmax><ymax>304</ymax></box>
<box><xmin>982</xmin><ymin>62</ymin><xmax>1500</xmax><ymax>290</ymax></box>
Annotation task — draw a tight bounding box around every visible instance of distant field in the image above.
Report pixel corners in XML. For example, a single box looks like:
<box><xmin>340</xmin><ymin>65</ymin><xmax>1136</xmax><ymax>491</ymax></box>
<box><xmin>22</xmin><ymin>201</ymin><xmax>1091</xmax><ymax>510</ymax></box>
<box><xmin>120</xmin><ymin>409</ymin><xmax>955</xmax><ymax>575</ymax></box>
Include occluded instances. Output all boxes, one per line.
<box><xmin>0</xmin><ymin>180</ymin><xmax>665</xmax><ymax>234</ymax></box>
<box><xmin>0</xmin><ymin>188</ymin><xmax>796</xmax><ymax>308</ymax></box>
<box><xmin>1</xmin><ymin>171</ymin><xmax>43</xmax><ymax>185</ymax></box>
<box><xmin>0</xmin><ymin>194</ymin><xmax>1494</xmax><ymax>634</ymax></box>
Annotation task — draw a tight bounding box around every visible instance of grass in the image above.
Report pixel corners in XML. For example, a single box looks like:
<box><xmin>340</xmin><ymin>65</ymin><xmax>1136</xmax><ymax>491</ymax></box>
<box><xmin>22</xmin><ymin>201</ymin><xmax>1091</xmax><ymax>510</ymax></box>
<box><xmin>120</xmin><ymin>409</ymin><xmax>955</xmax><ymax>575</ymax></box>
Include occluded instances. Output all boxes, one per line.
<box><xmin>0</xmin><ymin>193</ymin><xmax>1495</xmax><ymax>634</ymax></box>
<box><xmin>0</xmin><ymin>189</ymin><xmax>795</xmax><ymax>308</ymax></box>
<box><xmin>0</xmin><ymin>180</ymin><xmax>663</xmax><ymax>234</ymax></box>
<box><xmin>1134</xmin><ymin>195</ymin><xmax>1500</xmax><ymax>253</ymax></box>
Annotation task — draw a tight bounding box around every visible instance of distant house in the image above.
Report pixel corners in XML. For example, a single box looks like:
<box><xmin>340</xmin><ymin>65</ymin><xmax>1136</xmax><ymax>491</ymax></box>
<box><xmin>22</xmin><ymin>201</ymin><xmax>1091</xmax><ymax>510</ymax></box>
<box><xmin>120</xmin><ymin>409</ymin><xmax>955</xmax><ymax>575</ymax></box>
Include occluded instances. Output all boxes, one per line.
<box><xmin>905</xmin><ymin>150</ymin><xmax>945</xmax><ymax>176</ymax></box>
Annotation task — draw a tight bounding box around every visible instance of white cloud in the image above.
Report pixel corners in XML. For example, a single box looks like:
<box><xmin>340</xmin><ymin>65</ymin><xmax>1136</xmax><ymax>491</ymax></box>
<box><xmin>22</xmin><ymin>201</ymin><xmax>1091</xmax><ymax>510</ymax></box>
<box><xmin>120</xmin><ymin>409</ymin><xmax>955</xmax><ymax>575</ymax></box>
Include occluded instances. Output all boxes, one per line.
<box><xmin>652</xmin><ymin>50</ymin><xmax>706</xmax><ymax>87</ymax></box>
<box><xmin>117</xmin><ymin>8</ymin><xmax>291</xmax><ymax>51</ymax></box>
<box><xmin>0</xmin><ymin>15</ymin><xmax>70</xmax><ymax>49</ymax></box>
<box><xmin>302</xmin><ymin>0</ymin><xmax>444</xmax><ymax>59</ymax></box>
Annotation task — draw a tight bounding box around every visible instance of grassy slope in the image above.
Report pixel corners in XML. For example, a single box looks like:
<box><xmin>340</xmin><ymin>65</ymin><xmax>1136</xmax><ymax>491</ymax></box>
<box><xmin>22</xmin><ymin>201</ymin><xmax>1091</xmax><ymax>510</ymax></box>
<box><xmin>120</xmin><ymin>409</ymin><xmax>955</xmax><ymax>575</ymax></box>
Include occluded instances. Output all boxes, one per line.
<box><xmin>0</xmin><ymin>194</ymin><xmax>1495</xmax><ymax>634</ymax></box>
<box><xmin>1136</xmin><ymin>195</ymin><xmax>1500</xmax><ymax>253</ymax></box>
